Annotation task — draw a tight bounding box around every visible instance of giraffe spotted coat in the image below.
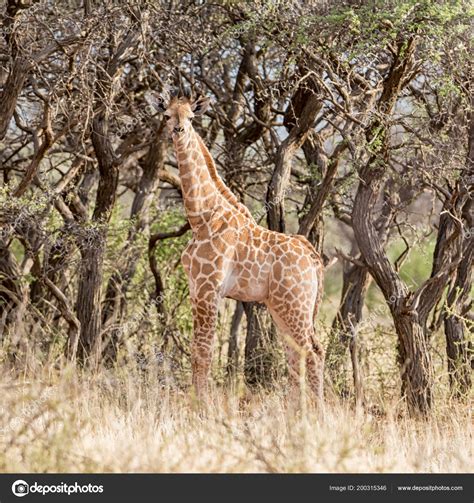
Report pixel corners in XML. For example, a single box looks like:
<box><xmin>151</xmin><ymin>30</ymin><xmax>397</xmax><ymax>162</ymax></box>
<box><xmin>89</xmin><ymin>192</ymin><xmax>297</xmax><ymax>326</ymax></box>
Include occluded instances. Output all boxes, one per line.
<box><xmin>149</xmin><ymin>93</ymin><xmax>325</xmax><ymax>402</ymax></box>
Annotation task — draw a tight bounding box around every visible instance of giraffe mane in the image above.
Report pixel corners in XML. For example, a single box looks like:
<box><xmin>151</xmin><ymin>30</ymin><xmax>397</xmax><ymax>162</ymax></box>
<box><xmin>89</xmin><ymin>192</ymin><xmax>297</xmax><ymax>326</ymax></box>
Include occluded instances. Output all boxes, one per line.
<box><xmin>194</xmin><ymin>133</ymin><xmax>255</xmax><ymax>221</ymax></box>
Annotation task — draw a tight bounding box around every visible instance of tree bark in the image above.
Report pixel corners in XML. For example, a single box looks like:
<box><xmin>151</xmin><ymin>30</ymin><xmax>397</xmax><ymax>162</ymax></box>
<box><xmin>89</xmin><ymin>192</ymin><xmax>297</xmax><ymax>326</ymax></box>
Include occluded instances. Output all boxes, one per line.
<box><xmin>0</xmin><ymin>243</ymin><xmax>28</xmax><ymax>355</ymax></box>
<box><xmin>393</xmin><ymin>309</ymin><xmax>434</xmax><ymax>412</ymax></box>
<box><xmin>266</xmin><ymin>75</ymin><xmax>322</xmax><ymax>232</ymax></box>
<box><xmin>329</xmin><ymin>182</ymin><xmax>397</xmax><ymax>405</ymax></box>
<box><xmin>298</xmin><ymin>139</ymin><xmax>346</xmax><ymax>238</ymax></box>
<box><xmin>327</xmin><ymin>259</ymin><xmax>370</xmax><ymax>404</ymax></box>
<box><xmin>443</xmin><ymin>104</ymin><xmax>474</xmax><ymax>397</ymax></box>
<box><xmin>243</xmin><ymin>302</ymin><xmax>277</xmax><ymax>388</ymax></box>
<box><xmin>75</xmin><ymin>230</ymin><xmax>107</xmax><ymax>367</ymax></box>
<box><xmin>353</xmin><ymin>169</ymin><xmax>436</xmax><ymax>415</ymax></box>
<box><xmin>75</xmin><ymin>100</ymin><xmax>118</xmax><ymax>368</ymax></box>
<box><xmin>0</xmin><ymin>58</ymin><xmax>29</xmax><ymax>140</ymax></box>
<box><xmin>443</xmin><ymin>234</ymin><xmax>473</xmax><ymax>397</ymax></box>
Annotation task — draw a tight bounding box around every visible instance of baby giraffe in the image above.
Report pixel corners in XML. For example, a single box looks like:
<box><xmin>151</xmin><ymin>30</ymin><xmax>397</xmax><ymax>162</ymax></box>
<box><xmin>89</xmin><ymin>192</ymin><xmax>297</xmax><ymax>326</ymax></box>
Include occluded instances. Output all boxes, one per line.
<box><xmin>149</xmin><ymin>91</ymin><xmax>325</xmax><ymax>403</ymax></box>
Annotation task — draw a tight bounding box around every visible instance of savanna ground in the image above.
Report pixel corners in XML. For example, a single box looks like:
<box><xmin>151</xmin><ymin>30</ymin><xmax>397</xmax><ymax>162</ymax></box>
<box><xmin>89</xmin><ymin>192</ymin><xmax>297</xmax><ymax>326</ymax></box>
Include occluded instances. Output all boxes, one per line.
<box><xmin>1</xmin><ymin>366</ymin><xmax>472</xmax><ymax>473</ymax></box>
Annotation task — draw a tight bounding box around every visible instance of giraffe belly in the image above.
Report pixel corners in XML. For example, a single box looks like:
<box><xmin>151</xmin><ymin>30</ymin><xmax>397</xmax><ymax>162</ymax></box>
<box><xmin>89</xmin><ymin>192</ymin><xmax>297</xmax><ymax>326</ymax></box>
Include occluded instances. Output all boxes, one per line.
<box><xmin>221</xmin><ymin>267</ymin><xmax>269</xmax><ymax>302</ymax></box>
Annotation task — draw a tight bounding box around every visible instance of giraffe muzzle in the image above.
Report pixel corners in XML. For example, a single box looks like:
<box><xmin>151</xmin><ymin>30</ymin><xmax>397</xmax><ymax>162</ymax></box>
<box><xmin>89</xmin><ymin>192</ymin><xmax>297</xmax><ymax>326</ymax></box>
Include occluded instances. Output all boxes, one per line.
<box><xmin>173</xmin><ymin>126</ymin><xmax>185</xmax><ymax>134</ymax></box>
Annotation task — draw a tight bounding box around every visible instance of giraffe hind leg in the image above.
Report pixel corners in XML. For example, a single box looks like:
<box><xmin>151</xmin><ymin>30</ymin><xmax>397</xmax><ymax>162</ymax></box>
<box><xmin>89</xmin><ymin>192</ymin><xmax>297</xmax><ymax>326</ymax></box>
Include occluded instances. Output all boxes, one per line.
<box><xmin>286</xmin><ymin>329</ymin><xmax>324</xmax><ymax>403</ymax></box>
<box><xmin>267</xmin><ymin>305</ymin><xmax>325</xmax><ymax>404</ymax></box>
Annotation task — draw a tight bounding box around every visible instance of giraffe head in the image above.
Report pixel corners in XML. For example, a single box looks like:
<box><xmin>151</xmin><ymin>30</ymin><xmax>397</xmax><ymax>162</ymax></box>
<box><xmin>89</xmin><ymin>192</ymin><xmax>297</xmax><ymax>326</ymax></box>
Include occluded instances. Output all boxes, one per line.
<box><xmin>148</xmin><ymin>91</ymin><xmax>210</xmax><ymax>139</ymax></box>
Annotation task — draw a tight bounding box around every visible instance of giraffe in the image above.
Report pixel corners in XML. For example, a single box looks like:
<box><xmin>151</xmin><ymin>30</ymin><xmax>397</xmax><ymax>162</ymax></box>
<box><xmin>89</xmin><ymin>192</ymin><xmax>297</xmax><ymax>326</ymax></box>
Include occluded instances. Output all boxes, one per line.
<box><xmin>148</xmin><ymin>92</ymin><xmax>325</xmax><ymax>403</ymax></box>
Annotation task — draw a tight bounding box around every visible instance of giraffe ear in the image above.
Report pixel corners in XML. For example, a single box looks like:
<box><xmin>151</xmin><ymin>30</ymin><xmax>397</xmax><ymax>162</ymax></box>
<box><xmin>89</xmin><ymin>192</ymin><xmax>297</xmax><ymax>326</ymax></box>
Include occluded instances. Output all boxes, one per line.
<box><xmin>146</xmin><ymin>92</ymin><xmax>168</xmax><ymax>113</ymax></box>
<box><xmin>191</xmin><ymin>96</ymin><xmax>210</xmax><ymax>116</ymax></box>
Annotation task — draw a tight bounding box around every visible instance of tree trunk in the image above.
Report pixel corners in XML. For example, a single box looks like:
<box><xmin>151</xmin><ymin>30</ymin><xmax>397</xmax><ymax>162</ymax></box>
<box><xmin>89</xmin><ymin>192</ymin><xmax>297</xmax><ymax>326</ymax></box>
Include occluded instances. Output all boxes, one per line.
<box><xmin>353</xmin><ymin>165</ymin><xmax>436</xmax><ymax>415</ymax></box>
<box><xmin>266</xmin><ymin>86</ymin><xmax>322</xmax><ymax>233</ymax></box>
<box><xmin>393</xmin><ymin>308</ymin><xmax>433</xmax><ymax>415</ymax></box>
<box><xmin>0</xmin><ymin>242</ymin><xmax>29</xmax><ymax>360</ymax></box>
<box><xmin>328</xmin><ymin>187</ymin><xmax>393</xmax><ymax>404</ymax></box>
<box><xmin>0</xmin><ymin>58</ymin><xmax>29</xmax><ymax>140</ymax></box>
<box><xmin>444</xmin><ymin>308</ymin><xmax>473</xmax><ymax>398</ymax></box>
<box><xmin>327</xmin><ymin>261</ymin><xmax>370</xmax><ymax>404</ymax></box>
<box><xmin>443</xmin><ymin>208</ymin><xmax>473</xmax><ymax>397</ymax></box>
<box><xmin>75</xmin><ymin>115</ymin><xmax>119</xmax><ymax>367</ymax></box>
<box><xmin>243</xmin><ymin>302</ymin><xmax>277</xmax><ymax>388</ymax></box>
<box><xmin>443</xmin><ymin>101</ymin><xmax>474</xmax><ymax>397</ymax></box>
<box><xmin>76</xmin><ymin>233</ymin><xmax>106</xmax><ymax>367</ymax></box>
<box><xmin>351</xmin><ymin>35</ymin><xmax>437</xmax><ymax>415</ymax></box>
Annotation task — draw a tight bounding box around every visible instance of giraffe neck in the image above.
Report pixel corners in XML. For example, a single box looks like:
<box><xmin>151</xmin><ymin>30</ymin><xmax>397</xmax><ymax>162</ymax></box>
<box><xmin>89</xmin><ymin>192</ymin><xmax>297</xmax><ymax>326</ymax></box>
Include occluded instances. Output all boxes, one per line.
<box><xmin>195</xmin><ymin>134</ymin><xmax>255</xmax><ymax>221</ymax></box>
<box><xmin>174</xmin><ymin>128</ymin><xmax>226</xmax><ymax>227</ymax></box>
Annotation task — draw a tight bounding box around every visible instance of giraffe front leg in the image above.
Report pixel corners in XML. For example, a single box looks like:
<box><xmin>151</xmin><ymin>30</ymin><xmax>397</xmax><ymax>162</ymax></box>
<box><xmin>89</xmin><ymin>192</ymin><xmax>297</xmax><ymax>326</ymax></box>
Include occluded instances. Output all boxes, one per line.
<box><xmin>190</xmin><ymin>292</ymin><xmax>219</xmax><ymax>397</ymax></box>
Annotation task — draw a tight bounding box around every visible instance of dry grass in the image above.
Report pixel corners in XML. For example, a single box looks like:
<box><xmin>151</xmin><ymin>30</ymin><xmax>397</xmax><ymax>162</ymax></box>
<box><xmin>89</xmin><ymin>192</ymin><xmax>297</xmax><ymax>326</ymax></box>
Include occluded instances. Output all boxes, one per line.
<box><xmin>1</xmin><ymin>366</ymin><xmax>472</xmax><ymax>473</ymax></box>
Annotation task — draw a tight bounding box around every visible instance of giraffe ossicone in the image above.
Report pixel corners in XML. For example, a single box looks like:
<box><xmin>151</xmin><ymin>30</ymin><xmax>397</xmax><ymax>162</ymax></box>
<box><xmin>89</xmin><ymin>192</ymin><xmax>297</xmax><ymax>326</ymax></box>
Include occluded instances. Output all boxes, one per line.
<box><xmin>149</xmin><ymin>91</ymin><xmax>325</xmax><ymax>403</ymax></box>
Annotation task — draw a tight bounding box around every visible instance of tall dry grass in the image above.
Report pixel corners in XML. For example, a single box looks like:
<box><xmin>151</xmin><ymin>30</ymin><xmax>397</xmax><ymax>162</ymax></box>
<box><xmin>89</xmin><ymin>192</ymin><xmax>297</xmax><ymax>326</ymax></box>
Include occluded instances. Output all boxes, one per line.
<box><xmin>1</xmin><ymin>365</ymin><xmax>471</xmax><ymax>473</ymax></box>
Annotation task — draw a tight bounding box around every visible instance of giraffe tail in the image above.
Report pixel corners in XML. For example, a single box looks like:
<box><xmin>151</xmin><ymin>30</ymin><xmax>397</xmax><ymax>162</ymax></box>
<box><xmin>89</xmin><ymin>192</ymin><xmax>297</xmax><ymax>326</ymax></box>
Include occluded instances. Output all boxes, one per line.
<box><xmin>313</xmin><ymin>256</ymin><xmax>324</xmax><ymax>325</ymax></box>
<box><xmin>309</xmin><ymin>256</ymin><xmax>325</xmax><ymax>362</ymax></box>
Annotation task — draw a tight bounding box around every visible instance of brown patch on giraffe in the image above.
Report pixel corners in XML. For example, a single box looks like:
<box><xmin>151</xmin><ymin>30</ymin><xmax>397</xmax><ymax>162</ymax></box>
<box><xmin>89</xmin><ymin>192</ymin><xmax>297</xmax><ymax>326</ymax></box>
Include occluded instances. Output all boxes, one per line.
<box><xmin>195</xmin><ymin>244</ymin><xmax>212</xmax><ymax>260</ymax></box>
<box><xmin>273</xmin><ymin>261</ymin><xmax>283</xmax><ymax>279</ymax></box>
<box><xmin>201</xmin><ymin>263</ymin><xmax>214</xmax><ymax>276</ymax></box>
<box><xmin>191</xmin><ymin>257</ymin><xmax>201</xmax><ymax>276</ymax></box>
